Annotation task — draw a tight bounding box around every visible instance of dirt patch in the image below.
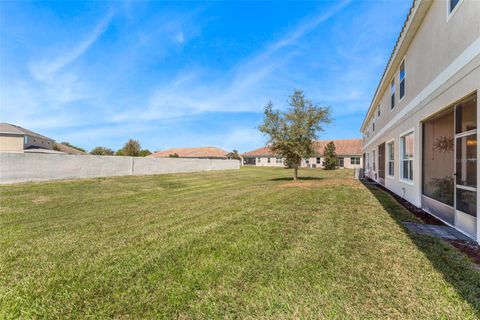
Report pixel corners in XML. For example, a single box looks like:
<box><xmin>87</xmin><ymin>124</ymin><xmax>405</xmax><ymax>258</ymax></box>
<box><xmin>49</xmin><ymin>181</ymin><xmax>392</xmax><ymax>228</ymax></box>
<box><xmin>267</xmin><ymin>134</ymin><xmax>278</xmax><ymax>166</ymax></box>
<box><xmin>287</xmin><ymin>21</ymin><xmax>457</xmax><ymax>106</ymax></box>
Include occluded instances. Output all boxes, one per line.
<box><xmin>31</xmin><ymin>196</ymin><xmax>50</xmax><ymax>204</ymax></box>
<box><xmin>278</xmin><ymin>178</ymin><xmax>362</xmax><ymax>189</ymax></box>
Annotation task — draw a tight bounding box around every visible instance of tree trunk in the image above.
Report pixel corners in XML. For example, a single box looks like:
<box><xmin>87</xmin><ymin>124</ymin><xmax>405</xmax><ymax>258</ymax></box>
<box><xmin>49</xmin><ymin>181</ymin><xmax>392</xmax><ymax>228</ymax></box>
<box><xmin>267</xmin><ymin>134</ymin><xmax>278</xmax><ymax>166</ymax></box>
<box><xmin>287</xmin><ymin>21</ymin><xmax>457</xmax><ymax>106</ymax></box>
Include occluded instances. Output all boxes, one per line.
<box><xmin>293</xmin><ymin>166</ymin><xmax>298</xmax><ymax>181</ymax></box>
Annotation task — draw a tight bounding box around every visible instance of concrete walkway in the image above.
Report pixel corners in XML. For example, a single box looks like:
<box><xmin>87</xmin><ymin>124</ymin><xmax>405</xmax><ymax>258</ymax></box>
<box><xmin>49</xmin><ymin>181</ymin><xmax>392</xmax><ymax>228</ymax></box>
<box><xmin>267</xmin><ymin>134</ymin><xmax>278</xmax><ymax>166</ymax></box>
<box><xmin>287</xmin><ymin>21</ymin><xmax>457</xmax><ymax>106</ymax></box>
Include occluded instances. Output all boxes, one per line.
<box><xmin>403</xmin><ymin>222</ymin><xmax>472</xmax><ymax>241</ymax></box>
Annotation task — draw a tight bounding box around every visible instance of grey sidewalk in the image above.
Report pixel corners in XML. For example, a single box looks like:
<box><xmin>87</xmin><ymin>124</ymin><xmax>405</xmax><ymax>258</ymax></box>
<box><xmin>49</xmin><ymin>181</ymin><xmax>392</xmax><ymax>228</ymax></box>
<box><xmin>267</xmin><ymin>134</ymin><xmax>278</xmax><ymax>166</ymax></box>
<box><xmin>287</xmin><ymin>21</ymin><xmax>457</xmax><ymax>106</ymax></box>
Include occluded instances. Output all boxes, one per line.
<box><xmin>403</xmin><ymin>222</ymin><xmax>472</xmax><ymax>241</ymax></box>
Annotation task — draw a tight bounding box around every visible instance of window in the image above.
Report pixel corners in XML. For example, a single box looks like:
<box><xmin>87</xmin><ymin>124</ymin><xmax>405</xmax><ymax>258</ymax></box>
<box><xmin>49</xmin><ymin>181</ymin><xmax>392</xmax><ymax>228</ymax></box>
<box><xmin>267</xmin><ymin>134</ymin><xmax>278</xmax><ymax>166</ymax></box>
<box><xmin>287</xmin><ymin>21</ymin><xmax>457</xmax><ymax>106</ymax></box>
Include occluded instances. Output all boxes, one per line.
<box><xmin>276</xmin><ymin>157</ymin><xmax>283</xmax><ymax>164</ymax></box>
<box><xmin>387</xmin><ymin>141</ymin><xmax>394</xmax><ymax>177</ymax></box>
<box><xmin>338</xmin><ymin>157</ymin><xmax>344</xmax><ymax>167</ymax></box>
<box><xmin>399</xmin><ymin>60</ymin><xmax>406</xmax><ymax>100</ymax></box>
<box><xmin>257</xmin><ymin>158</ymin><xmax>260</xmax><ymax>163</ymax></box>
<box><xmin>422</xmin><ymin>110</ymin><xmax>454</xmax><ymax>206</ymax></box>
<box><xmin>351</xmin><ymin>157</ymin><xmax>360</xmax><ymax>165</ymax></box>
<box><xmin>367</xmin><ymin>153</ymin><xmax>370</xmax><ymax>170</ymax></box>
<box><xmin>449</xmin><ymin>0</ymin><xmax>460</xmax><ymax>13</ymax></box>
<box><xmin>390</xmin><ymin>79</ymin><xmax>395</xmax><ymax>109</ymax></box>
<box><xmin>305</xmin><ymin>158</ymin><xmax>309</xmax><ymax>164</ymax></box>
<box><xmin>377</xmin><ymin>106</ymin><xmax>381</xmax><ymax>118</ymax></box>
<box><xmin>316</xmin><ymin>157</ymin><xmax>321</xmax><ymax>164</ymax></box>
<box><xmin>24</xmin><ymin>136</ymin><xmax>28</xmax><ymax>144</ymax></box>
<box><xmin>372</xmin><ymin>150</ymin><xmax>376</xmax><ymax>171</ymax></box>
<box><xmin>267</xmin><ymin>157</ymin><xmax>271</xmax><ymax>163</ymax></box>
<box><xmin>401</xmin><ymin>131</ymin><xmax>414</xmax><ymax>181</ymax></box>
<box><xmin>373</xmin><ymin>122</ymin><xmax>375</xmax><ymax>132</ymax></box>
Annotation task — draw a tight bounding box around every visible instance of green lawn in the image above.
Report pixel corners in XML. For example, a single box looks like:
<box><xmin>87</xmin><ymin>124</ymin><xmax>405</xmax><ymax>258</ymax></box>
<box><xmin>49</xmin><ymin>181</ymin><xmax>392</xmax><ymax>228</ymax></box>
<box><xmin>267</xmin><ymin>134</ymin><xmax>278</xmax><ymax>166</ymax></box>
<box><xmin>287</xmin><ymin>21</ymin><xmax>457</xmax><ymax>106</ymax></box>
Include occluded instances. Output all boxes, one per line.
<box><xmin>1</xmin><ymin>167</ymin><xmax>479</xmax><ymax>319</ymax></box>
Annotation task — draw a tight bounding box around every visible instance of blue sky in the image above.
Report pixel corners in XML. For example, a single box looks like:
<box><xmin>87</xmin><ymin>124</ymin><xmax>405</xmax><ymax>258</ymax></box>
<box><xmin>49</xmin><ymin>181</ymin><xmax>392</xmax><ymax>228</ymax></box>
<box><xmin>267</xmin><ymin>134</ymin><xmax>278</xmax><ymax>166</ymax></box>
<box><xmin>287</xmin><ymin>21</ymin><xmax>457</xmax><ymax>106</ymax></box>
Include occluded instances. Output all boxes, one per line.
<box><xmin>0</xmin><ymin>0</ymin><xmax>411</xmax><ymax>152</ymax></box>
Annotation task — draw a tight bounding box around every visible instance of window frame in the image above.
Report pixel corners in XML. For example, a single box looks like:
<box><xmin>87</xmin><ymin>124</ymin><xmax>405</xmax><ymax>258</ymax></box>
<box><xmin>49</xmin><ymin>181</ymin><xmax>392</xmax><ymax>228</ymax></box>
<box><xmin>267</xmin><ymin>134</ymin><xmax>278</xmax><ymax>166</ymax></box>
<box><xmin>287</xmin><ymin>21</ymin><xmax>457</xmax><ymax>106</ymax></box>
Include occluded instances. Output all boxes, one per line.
<box><xmin>386</xmin><ymin>139</ymin><xmax>395</xmax><ymax>178</ymax></box>
<box><xmin>350</xmin><ymin>157</ymin><xmax>360</xmax><ymax>165</ymax></box>
<box><xmin>446</xmin><ymin>0</ymin><xmax>464</xmax><ymax>22</ymax></box>
<box><xmin>399</xmin><ymin>58</ymin><xmax>406</xmax><ymax>102</ymax></box>
<box><xmin>400</xmin><ymin>129</ymin><xmax>415</xmax><ymax>184</ymax></box>
<box><xmin>390</xmin><ymin>78</ymin><xmax>395</xmax><ymax>110</ymax></box>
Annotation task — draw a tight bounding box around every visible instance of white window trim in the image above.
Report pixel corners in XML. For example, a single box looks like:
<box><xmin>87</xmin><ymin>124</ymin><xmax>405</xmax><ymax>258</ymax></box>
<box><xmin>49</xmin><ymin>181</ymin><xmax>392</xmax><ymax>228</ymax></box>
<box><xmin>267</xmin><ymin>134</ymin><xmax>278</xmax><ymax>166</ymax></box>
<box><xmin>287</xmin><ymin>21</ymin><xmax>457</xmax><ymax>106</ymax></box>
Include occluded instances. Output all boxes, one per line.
<box><xmin>398</xmin><ymin>57</ymin><xmax>406</xmax><ymax>103</ymax></box>
<box><xmin>390</xmin><ymin>77</ymin><xmax>396</xmax><ymax>111</ymax></box>
<box><xmin>386</xmin><ymin>138</ymin><xmax>395</xmax><ymax>179</ymax></box>
<box><xmin>446</xmin><ymin>0</ymin><xmax>464</xmax><ymax>22</ymax></box>
<box><xmin>399</xmin><ymin>129</ymin><xmax>414</xmax><ymax>184</ymax></box>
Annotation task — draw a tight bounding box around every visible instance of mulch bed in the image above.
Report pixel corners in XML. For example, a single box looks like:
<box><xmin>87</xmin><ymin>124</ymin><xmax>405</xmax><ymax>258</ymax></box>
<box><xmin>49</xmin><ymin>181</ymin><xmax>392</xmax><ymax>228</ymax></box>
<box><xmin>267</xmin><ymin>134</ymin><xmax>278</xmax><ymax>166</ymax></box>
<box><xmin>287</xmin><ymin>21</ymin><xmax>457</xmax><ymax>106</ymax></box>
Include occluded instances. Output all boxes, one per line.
<box><xmin>448</xmin><ymin>240</ymin><xmax>480</xmax><ymax>266</ymax></box>
<box><xmin>363</xmin><ymin>178</ymin><xmax>480</xmax><ymax>267</ymax></box>
<box><xmin>364</xmin><ymin>178</ymin><xmax>444</xmax><ymax>225</ymax></box>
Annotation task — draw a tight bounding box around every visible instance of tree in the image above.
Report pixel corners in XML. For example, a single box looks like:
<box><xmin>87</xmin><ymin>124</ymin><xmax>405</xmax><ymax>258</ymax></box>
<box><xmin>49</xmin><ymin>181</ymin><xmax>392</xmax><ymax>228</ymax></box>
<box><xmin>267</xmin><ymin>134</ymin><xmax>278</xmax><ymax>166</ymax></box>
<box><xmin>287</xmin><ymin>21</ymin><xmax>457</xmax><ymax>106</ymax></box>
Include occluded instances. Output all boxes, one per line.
<box><xmin>259</xmin><ymin>89</ymin><xmax>331</xmax><ymax>181</ymax></box>
<box><xmin>139</xmin><ymin>149</ymin><xmax>152</xmax><ymax>157</ymax></box>
<box><xmin>226</xmin><ymin>149</ymin><xmax>241</xmax><ymax>160</ymax></box>
<box><xmin>90</xmin><ymin>146</ymin><xmax>114</xmax><ymax>155</ymax></box>
<box><xmin>115</xmin><ymin>149</ymin><xmax>125</xmax><ymax>156</ymax></box>
<box><xmin>168</xmin><ymin>153</ymin><xmax>179</xmax><ymax>158</ymax></box>
<box><xmin>122</xmin><ymin>139</ymin><xmax>141</xmax><ymax>156</ymax></box>
<box><xmin>323</xmin><ymin>141</ymin><xmax>337</xmax><ymax>170</ymax></box>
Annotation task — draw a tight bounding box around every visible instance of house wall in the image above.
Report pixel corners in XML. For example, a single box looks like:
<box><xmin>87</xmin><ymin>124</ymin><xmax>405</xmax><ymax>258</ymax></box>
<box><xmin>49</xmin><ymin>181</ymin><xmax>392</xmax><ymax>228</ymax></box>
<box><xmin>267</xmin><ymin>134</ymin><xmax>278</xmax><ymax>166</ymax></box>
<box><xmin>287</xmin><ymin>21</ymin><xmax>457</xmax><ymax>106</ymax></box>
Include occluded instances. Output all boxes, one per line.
<box><xmin>244</xmin><ymin>155</ymin><xmax>362</xmax><ymax>169</ymax></box>
<box><xmin>24</xmin><ymin>135</ymin><xmax>54</xmax><ymax>150</ymax></box>
<box><xmin>247</xmin><ymin>156</ymin><xmax>285</xmax><ymax>167</ymax></box>
<box><xmin>0</xmin><ymin>135</ymin><xmax>24</xmax><ymax>152</ymax></box>
<box><xmin>361</xmin><ymin>0</ymin><xmax>480</xmax><ymax>242</ymax></box>
<box><xmin>0</xmin><ymin>153</ymin><xmax>240</xmax><ymax>184</ymax></box>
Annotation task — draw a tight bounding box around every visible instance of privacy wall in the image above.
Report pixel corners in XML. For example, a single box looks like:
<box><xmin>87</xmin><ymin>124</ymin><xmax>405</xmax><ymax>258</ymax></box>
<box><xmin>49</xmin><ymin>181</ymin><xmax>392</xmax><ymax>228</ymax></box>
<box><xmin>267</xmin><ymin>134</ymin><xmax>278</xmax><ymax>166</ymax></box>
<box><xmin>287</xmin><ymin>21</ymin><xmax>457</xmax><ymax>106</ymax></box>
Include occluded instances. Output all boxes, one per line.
<box><xmin>0</xmin><ymin>153</ymin><xmax>240</xmax><ymax>184</ymax></box>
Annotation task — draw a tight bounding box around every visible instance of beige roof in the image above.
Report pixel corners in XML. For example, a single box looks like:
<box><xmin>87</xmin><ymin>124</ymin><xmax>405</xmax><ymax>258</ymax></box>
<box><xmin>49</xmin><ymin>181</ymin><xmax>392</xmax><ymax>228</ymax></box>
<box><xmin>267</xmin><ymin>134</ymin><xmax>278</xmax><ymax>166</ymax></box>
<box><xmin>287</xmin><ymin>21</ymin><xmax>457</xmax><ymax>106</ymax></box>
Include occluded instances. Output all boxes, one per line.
<box><xmin>149</xmin><ymin>147</ymin><xmax>228</xmax><ymax>159</ymax></box>
<box><xmin>243</xmin><ymin>139</ymin><xmax>363</xmax><ymax>157</ymax></box>
<box><xmin>55</xmin><ymin>143</ymin><xmax>87</xmax><ymax>155</ymax></box>
<box><xmin>0</xmin><ymin>123</ymin><xmax>54</xmax><ymax>141</ymax></box>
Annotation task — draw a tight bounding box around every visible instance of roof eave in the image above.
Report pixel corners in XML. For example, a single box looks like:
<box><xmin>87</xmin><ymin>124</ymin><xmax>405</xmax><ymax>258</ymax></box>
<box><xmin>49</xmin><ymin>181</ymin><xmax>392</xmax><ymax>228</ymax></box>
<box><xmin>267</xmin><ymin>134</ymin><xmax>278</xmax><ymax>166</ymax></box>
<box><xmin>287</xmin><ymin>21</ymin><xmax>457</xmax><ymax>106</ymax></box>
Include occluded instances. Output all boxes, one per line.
<box><xmin>360</xmin><ymin>0</ymin><xmax>432</xmax><ymax>132</ymax></box>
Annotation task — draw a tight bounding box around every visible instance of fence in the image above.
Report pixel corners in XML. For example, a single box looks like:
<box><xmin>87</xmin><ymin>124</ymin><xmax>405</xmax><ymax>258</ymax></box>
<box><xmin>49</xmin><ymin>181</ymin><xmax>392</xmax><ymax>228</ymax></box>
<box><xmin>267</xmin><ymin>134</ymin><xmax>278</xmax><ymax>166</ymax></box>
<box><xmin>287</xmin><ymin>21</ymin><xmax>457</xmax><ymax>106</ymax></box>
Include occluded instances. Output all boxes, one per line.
<box><xmin>0</xmin><ymin>153</ymin><xmax>240</xmax><ymax>184</ymax></box>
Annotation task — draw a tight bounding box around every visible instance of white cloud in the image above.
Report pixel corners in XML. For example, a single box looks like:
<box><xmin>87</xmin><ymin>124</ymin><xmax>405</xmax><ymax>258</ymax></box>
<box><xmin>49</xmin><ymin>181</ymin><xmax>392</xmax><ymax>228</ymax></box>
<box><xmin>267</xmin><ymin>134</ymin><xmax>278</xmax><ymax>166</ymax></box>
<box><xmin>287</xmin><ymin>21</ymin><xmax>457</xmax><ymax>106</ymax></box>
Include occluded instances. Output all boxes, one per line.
<box><xmin>30</xmin><ymin>11</ymin><xmax>115</xmax><ymax>81</ymax></box>
<box><xmin>122</xmin><ymin>1</ymin><xmax>352</xmax><ymax>122</ymax></box>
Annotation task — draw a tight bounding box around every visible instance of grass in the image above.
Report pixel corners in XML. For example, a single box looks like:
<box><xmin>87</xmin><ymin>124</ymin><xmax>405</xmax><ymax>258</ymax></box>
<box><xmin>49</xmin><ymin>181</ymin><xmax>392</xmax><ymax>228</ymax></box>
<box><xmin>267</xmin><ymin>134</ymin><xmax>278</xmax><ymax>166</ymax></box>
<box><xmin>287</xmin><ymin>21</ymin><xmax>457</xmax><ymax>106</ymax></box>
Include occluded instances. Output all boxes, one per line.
<box><xmin>1</xmin><ymin>167</ymin><xmax>479</xmax><ymax>319</ymax></box>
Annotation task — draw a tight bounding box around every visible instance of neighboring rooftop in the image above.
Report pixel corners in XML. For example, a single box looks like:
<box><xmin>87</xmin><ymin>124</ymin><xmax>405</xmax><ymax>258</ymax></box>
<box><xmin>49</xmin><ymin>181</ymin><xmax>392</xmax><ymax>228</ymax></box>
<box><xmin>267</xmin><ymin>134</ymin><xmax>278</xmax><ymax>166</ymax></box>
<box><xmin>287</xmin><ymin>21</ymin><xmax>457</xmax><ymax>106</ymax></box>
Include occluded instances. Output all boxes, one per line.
<box><xmin>54</xmin><ymin>143</ymin><xmax>87</xmax><ymax>155</ymax></box>
<box><xmin>243</xmin><ymin>139</ymin><xmax>363</xmax><ymax>157</ymax></box>
<box><xmin>149</xmin><ymin>147</ymin><xmax>228</xmax><ymax>159</ymax></box>
<box><xmin>0</xmin><ymin>122</ymin><xmax>54</xmax><ymax>141</ymax></box>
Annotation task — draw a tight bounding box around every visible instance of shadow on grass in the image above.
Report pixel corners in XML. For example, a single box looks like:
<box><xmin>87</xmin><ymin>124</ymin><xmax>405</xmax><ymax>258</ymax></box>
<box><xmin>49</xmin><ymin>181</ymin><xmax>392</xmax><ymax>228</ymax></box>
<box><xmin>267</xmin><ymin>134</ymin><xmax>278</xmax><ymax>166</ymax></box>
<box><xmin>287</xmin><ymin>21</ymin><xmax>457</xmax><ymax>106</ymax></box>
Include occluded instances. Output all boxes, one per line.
<box><xmin>269</xmin><ymin>176</ymin><xmax>325</xmax><ymax>182</ymax></box>
<box><xmin>361</xmin><ymin>180</ymin><xmax>480</xmax><ymax>314</ymax></box>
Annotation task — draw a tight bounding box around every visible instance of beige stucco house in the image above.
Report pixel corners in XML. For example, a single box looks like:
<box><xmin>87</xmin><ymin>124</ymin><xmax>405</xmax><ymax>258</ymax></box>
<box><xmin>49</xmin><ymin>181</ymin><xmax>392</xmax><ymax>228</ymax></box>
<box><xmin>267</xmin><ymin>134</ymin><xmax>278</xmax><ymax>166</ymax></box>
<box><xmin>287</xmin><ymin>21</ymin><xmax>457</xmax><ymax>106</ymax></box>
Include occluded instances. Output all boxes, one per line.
<box><xmin>360</xmin><ymin>0</ymin><xmax>479</xmax><ymax>241</ymax></box>
<box><xmin>242</xmin><ymin>139</ymin><xmax>363</xmax><ymax>169</ymax></box>
<box><xmin>0</xmin><ymin>123</ymin><xmax>55</xmax><ymax>152</ymax></box>
<box><xmin>0</xmin><ymin>123</ymin><xmax>86</xmax><ymax>155</ymax></box>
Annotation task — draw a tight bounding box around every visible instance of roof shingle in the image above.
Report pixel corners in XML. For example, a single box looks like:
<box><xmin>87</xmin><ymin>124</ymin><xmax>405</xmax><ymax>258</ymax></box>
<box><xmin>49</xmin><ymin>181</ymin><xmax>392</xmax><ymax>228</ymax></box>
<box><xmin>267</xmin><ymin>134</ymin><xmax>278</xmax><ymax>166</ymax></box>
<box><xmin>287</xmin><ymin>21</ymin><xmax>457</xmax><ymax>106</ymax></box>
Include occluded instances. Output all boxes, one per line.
<box><xmin>243</xmin><ymin>139</ymin><xmax>362</xmax><ymax>157</ymax></box>
<box><xmin>149</xmin><ymin>147</ymin><xmax>228</xmax><ymax>159</ymax></box>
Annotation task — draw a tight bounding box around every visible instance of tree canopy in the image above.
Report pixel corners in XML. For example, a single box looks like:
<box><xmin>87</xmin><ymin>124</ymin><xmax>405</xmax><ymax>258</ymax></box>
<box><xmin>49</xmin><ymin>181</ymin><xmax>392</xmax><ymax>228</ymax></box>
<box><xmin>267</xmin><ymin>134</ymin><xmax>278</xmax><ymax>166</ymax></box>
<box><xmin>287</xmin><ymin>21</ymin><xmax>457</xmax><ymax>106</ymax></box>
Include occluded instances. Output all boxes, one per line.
<box><xmin>226</xmin><ymin>150</ymin><xmax>241</xmax><ymax>160</ymax></box>
<box><xmin>259</xmin><ymin>89</ymin><xmax>331</xmax><ymax>180</ymax></box>
<box><xmin>121</xmin><ymin>139</ymin><xmax>141</xmax><ymax>157</ymax></box>
<box><xmin>90</xmin><ymin>146</ymin><xmax>114</xmax><ymax>156</ymax></box>
<box><xmin>323</xmin><ymin>141</ymin><xmax>337</xmax><ymax>170</ymax></box>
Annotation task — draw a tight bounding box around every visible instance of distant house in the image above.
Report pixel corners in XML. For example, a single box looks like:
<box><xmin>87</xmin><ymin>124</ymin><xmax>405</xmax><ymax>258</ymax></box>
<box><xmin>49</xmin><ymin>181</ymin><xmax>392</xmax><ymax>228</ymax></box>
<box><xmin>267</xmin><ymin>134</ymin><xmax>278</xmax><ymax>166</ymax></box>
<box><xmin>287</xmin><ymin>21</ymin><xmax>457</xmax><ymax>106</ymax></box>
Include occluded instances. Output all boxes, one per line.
<box><xmin>242</xmin><ymin>139</ymin><xmax>363</xmax><ymax>169</ymax></box>
<box><xmin>0</xmin><ymin>123</ymin><xmax>86</xmax><ymax>155</ymax></box>
<box><xmin>148</xmin><ymin>147</ymin><xmax>228</xmax><ymax>159</ymax></box>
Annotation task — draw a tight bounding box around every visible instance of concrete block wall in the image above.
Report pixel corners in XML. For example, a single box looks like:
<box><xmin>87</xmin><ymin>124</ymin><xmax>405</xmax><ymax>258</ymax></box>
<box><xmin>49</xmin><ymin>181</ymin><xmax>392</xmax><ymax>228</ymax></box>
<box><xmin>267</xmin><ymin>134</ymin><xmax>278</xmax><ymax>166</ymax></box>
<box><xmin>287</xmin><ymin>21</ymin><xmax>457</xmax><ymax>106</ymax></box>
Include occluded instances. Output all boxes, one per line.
<box><xmin>0</xmin><ymin>153</ymin><xmax>240</xmax><ymax>184</ymax></box>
